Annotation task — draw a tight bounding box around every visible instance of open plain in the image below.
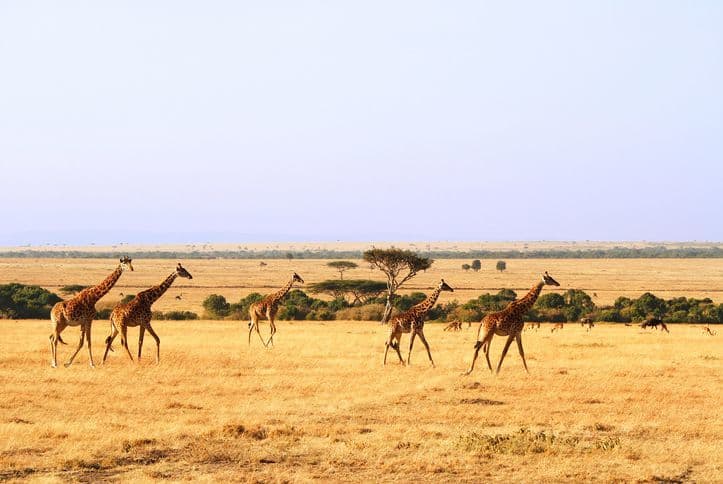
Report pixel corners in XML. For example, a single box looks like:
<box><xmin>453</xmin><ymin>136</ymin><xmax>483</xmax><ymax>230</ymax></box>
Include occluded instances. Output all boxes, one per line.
<box><xmin>0</xmin><ymin>257</ymin><xmax>721</xmax><ymax>482</ymax></box>
<box><xmin>0</xmin><ymin>321</ymin><xmax>721</xmax><ymax>482</ymax></box>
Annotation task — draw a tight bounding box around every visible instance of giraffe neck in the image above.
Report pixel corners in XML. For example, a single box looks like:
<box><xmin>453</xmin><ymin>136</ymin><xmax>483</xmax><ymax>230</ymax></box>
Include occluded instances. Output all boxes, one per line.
<box><xmin>138</xmin><ymin>272</ymin><xmax>178</xmax><ymax>305</ymax></box>
<box><xmin>510</xmin><ymin>281</ymin><xmax>545</xmax><ymax>313</ymax></box>
<box><xmin>85</xmin><ymin>265</ymin><xmax>124</xmax><ymax>303</ymax></box>
<box><xmin>268</xmin><ymin>277</ymin><xmax>295</xmax><ymax>305</ymax></box>
<box><xmin>412</xmin><ymin>287</ymin><xmax>443</xmax><ymax>316</ymax></box>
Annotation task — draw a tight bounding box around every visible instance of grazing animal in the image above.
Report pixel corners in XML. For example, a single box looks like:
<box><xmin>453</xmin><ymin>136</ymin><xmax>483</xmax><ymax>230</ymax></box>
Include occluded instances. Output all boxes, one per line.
<box><xmin>465</xmin><ymin>272</ymin><xmax>560</xmax><ymax>375</ymax></box>
<box><xmin>102</xmin><ymin>264</ymin><xmax>193</xmax><ymax>364</ymax></box>
<box><xmin>640</xmin><ymin>317</ymin><xmax>669</xmax><ymax>333</ymax></box>
<box><xmin>49</xmin><ymin>257</ymin><xmax>134</xmax><ymax>368</ymax></box>
<box><xmin>624</xmin><ymin>323</ymin><xmax>633</xmax><ymax>327</ymax></box>
<box><xmin>248</xmin><ymin>272</ymin><xmax>304</xmax><ymax>347</ymax></box>
<box><xmin>580</xmin><ymin>317</ymin><xmax>594</xmax><ymax>331</ymax></box>
<box><xmin>551</xmin><ymin>322</ymin><xmax>564</xmax><ymax>333</ymax></box>
<box><xmin>702</xmin><ymin>326</ymin><xmax>717</xmax><ymax>336</ymax></box>
<box><xmin>444</xmin><ymin>321</ymin><xmax>463</xmax><ymax>331</ymax></box>
<box><xmin>525</xmin><ymin>322</ymin><xmax>541</xmax><ymax>331</ymax></box>
<box><xmin>384</xmin><ymin>279</ymin><xmax>454</xmax><ymax>367</ymax></box>
<box><xmin>175</xmin><ymin>293</ymin><xmax>183</xmax><ymax>300</ymax></box>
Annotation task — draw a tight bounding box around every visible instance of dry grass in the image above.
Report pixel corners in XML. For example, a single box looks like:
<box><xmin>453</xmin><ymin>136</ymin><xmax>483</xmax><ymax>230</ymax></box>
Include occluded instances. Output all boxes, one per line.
<box><xmin>0</xmin><ymin>320</ymin><xmax>721</xmax><ymax>482</ymax></box>
<box><xmin>0</xmin><ymin>258</ymin><xmax>721</xmax><ymax>315</ymax></box>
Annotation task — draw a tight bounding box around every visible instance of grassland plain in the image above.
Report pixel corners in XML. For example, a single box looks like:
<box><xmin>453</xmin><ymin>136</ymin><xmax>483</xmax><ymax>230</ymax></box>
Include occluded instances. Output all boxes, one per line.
<box><xmin>0</xmin><ymin>258</ymin><xmax>722</xmax><ymax>316</ymax></box>
<box><xmin>0</xmin><ymin>321</ymin><xmax>721</xmax><ymax>482</ymax></box>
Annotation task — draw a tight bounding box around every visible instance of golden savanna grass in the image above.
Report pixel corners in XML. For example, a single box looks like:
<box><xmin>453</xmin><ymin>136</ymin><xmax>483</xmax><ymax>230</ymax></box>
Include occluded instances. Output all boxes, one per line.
<box><xmin>0</xmin><ymin>257</ymin><xmax>721</xmax><ymax>481</ymax></box>
<box><xmin>0</xmin><ymin>321</ymin><xmax>721</xmax><ymax>482</ymax></box>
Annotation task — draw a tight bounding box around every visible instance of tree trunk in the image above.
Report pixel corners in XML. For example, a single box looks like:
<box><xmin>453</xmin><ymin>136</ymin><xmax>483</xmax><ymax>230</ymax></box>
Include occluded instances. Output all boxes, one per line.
<box><xmin>381</xmin><ymin>291</ymin><xmax>394</xmax><ymax>323</ymax></box>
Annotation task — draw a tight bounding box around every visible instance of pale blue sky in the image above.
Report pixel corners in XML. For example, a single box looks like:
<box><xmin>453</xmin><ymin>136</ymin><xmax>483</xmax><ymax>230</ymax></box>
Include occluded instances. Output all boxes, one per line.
<box><xmin>1</xmin><ymin>2</ymin><xmax>721</xmax><ymax>245</ymax></box>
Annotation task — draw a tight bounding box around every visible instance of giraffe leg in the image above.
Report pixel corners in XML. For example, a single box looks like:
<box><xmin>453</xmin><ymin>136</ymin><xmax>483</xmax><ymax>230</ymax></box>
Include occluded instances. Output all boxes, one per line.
<box><xmin>495</xmin><ymin>334</ymin><xmax>516</xmax><ymax>374</ymax></box>
<box><xmin>406</xmin><ymin>331</ymin><xmax>417</xmax><ymax>365</ymax></box>
<box><xmin>484</xmin><ymin>336</ymin><xmax>494</xmax><ymax>372</ymax></box>
<box><xmin>120</xmin><ymin>326</ymin><xmax>134</xmax><ymax>362</ymax></box>
<box><xmin>464</xmin><ymin>329</ymin><xmax>492</xmax><ymax>375</ymax></box>
<box><xmin>145</xmin><ymin>324</ymin><xmax>161</xmax><ymax>364</ymax></box>
<box><xmin>85</xmin><ymin>322</ymin><xmax>95</xmax><ymax>368</ymax></box>
<box><xmin>102</xmin><ymin>322</ymin><xmax>119</xmax><ymax>364</ymax></box>
<box><xmin>138</xmin><ymin>325</ymin><xmax>146</xmax><ymax>361</ymax></box>
<box><xmin>515</xmin><ymin>334</ymin><xmax>529</xmax><ymax>373</ymax></box>
<box><xmin>394</xmin><ymin>338</ymin><xmax>404</xmax><ymax>364</ymax></box>
<box><xmin>64</xmin><ymin>326</ymin><xmax>86</xmax><ymax>367</ymax></box>
<box><xmin>49</xmin><ymin>322</ymin><xmax>66</xmax><ymax>369</ymax></box>
<box><xmin>265</xmin><ymin>316</ymin><xmax>276</xmax><ymax>347</ymax></box>
<box><xmin>417</xmin><ymin>330</ymin><xmax>435</xmax><ymax>368</ymax></box>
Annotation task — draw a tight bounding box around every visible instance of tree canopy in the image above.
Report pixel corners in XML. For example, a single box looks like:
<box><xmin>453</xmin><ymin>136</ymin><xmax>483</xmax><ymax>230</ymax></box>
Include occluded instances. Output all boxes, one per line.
<box><xmin>363</xmin><ymin>248</ymin><xmax>433</xmax><ymax>322</ymax></box>
<box><xmin>327</xmin><ymin>261</ymin><xmax>358</xmax><ymax>279</ymax></box>
<box><xmin>309</xmin><ymin>279</ymin><xmax>387</xmax><ymax>305</ymax></box>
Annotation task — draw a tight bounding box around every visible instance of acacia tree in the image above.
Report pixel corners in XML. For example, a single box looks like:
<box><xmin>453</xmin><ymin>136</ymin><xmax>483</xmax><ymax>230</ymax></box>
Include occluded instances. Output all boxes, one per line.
<box><xmin>327</xmin><ymin>261</ymin><xmax>358</xmax><ymax>280</ymax></box>
<box><xmin>471</xmin><ymin>260</ymin><xmax>481</xmax><ymax>272</ymax></box>
<box><xmin>496</xmin><ymin>260</ymin><xmax>507</xmax><ymax>272</ymax></box>
<box><xmin>363</xmin><ymin>248</ymin><xmax>433</xmax><ymax>323</ymax></box>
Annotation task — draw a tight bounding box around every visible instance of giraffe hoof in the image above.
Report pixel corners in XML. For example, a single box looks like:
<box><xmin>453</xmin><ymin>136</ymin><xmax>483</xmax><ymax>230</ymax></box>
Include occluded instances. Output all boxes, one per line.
<box><xmin>51</xmin><ymin>364</ymin><xmax>57</xmax><ymax>369</ymax></box>
<box><xmin>63</xmin><ymin>362</ymin><xmax>71</xmax><ymax>368</ymax></box>
<box><xmin>89</xmin><ymin>364</ymin><xmax>95</xmax><ymax>369</ymax></box>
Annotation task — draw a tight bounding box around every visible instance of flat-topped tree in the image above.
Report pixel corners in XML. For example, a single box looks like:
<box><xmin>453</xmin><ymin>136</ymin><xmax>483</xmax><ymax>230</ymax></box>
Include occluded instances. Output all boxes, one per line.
<box><xmin>363</xmin><ymin>248</ymin><xmax>433</xmax><ymax>323</ymax></box>
<box><xmin>327</xmin><ymin>261</ymin><xmax>358</xmax><ymax>280</ymax></box>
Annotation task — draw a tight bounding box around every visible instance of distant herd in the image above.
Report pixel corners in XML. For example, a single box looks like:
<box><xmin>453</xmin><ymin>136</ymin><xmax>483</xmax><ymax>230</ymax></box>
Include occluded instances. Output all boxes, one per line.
<box><xmin>48</xmin><ymin>258</ymin><xmax>692</xmax><ymax>372</ymax></box>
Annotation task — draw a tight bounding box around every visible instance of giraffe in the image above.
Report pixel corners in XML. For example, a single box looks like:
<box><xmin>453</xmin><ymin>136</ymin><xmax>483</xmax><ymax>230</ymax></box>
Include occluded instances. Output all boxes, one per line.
<box><xmin>464</xmin><ymin>272</ymin><xmax>560</xmax><ymax>375</ymax></box>
<box><xmin>102</xmin><ymin>264</ymin><xmax>193</xmax><ymax>364</ymax></box>
<box><xmin>49</xmin><ymin>257</ymin><xmax>134</xmax><ymax>368</ymax></box>
<box><xmin>248</xmin><ymin>272</ymin><xmax>304</xmax><ymax>347</ymax></box>
<box><xmin>383</xmin><ymin>279</ymin><xmax>454</xmax><ymax>367</ymax></box>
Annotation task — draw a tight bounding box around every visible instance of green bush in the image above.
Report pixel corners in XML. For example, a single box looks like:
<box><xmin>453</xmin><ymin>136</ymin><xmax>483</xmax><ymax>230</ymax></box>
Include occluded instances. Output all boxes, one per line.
<box><xmin>0</xmin><ymin>283</ymin><xmax>62</xmax><ymax>319</ymax></box>
<box><xmin>536</xmin><ymin>293</ymin><xmax>565</xmax><ymax>309</ymax></box>
<box><xmin>164</xmin><ymin>311</ymin><xmax>199</xmax><ymax>320</ymax></box>
<box><xmin>59</xmin><ymin>284</ymin><xmax>88</xmax><ymax>295</ymax></box>
<box><xmin>334</xmin><ymin>304</ymin><xmax>386</xmax><ymax>321</ymax></box>
<box><xmin>203</xmin><ymin>294</ymin><xmax>231</xmax><ymax>319</ymax></box>
<box><xmin>96</xmin><ymin>308</ymin><xmax>112</xmax><ymax>320</ymax></box>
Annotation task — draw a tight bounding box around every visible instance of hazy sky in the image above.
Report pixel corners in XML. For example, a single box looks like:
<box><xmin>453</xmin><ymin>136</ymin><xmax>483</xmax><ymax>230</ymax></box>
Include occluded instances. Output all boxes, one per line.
<box><xmin>1</xmin><ymin>2</ymin><xmax>721</xmax><ymax>245</ymax></box>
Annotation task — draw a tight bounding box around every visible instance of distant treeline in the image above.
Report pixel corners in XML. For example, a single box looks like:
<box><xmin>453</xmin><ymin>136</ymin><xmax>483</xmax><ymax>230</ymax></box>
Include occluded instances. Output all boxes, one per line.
<box><xmin>200</xmin><ymin>288</ymin><xmax>723</xmax><ymax>324</ymax></box>
<box><xmin>2</xmin><ymin>282</ymin><xmax>721</xmax><ymax>324</ymax></box>
<box><xmin>1</xmin><ymin>246</ymin><xmax>723</xmax><ymax>259</ymax></box>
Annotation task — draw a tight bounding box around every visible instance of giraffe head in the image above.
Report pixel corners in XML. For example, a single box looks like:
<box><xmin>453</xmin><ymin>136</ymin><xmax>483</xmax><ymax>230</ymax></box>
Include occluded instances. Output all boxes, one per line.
<box><xmin>542</xmin><ymin>271</ymin><xmax>560</xmax><ymax>286</ymax></box>
<box><xmin>292</xmin><ymin>272</ymin><xmax>304</xmax><ymax>285</ymax></box>
<box><xmin>438</xmin><ymin>279</ymin><xmax>454</xmax><ymax>292</ymax></box>
<box><xmin>120</xmin><ymin>256</ymin><xmax>134</xmax><ymax>272</ymax></box>
<box><xmin>175</xmin><ymin>263</ymin><xmax>193</xmax><ymax>279</ymax></box>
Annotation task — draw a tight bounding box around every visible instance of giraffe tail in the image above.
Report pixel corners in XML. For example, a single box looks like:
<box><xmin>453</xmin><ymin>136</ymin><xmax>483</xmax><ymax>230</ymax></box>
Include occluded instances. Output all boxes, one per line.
<box><xmin>105</xmin><ymin>317</ymin><xmax>115</xmax><ymax>352</ymax></box>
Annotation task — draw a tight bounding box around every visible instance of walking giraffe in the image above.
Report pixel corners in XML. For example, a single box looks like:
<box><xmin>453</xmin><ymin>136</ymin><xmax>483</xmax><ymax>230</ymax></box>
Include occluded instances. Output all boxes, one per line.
<box><xmin>464</xmin><ymin>272</ymin><xmax>560</xmax><ymax>375</ymax></box>
<box><xmin>248</xmin><ymin>272</ymin><xmax>304</xmax><ymax>347</ymax></box>
<box><xmin>384</xmin><ymin>279</ymin><xmax>454</xmax><ymax>367</ymax></box>
<box><xmin>102</xmin><ymin>264</ymin><xmax>193</xmax><ymax>364</ymax></box>
<box><xmin>49</xmin><ymin>257</ymin><xmax>134</xmax><ymax>368</ymax></box>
